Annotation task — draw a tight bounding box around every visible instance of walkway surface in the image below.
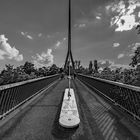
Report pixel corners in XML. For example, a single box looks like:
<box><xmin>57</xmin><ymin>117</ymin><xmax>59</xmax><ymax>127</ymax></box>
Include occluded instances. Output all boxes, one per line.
<box><xmin>0</xmin><ymin>79</ymin><xmax>140</xmax><ymax>140</ymax></box>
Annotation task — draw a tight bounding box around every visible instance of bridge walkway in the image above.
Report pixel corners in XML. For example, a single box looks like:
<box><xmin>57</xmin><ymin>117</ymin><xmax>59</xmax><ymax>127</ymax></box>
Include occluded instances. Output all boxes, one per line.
<box><xmin>0</xmin><ymin>79</ymin><xmax>139</xmax><ymax>140</ymax></box>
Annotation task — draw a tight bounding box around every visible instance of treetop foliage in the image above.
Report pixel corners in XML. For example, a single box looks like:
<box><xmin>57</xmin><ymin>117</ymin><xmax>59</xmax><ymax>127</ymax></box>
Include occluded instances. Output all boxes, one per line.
<box><xmin>1</xmin><ymin>44</ymin><xmax>140</xmax><ymax>87</ymax></box>
<box><xmin>0</xmin><ymin>61</ymin><xmax>60</xmax><ymax>86</ymax></box>
<box><xmin>74</xmin><ymin>45</ymin><xmax>140</xmax><ymax>87</ymax></box>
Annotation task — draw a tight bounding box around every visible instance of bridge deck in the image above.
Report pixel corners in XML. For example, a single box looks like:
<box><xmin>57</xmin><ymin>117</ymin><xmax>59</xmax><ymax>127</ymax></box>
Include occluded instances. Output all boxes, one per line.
<box><xmin>0</xmin><ymin>79</ymin><xmax>139</xmax><ymax>140</ymax></box>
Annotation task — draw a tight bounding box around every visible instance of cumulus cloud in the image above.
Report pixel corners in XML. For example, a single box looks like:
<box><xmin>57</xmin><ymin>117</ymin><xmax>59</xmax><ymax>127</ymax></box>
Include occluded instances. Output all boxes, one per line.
<box><xmin>79</xmin><ymin>24</ymin><xmax>86</xmax><ymax>28</ymax></box>
<box><xmin>131</xmin><ymin>42</ymin><xmax>140</xmax><ymax>51</ymax></box>
<box><xmin>98</xmin><ymin>59</ymin><xmax>114</xmax><ymax>68</ymax></box>
<box><xmin>21</xmin><ymin>32</ymin><xmax>33</xmax><ymax>40</ymax></box>
<box><xmin>47</xmin><ymin>35</ymin><xmax>51</xmax><ymax>38</ymax></box>
<box><xmin>128</xmin><ymin>53</ymin><xmax>134</xmax><ymax>57</ymax></box>
<box><xmin>138</xmin><ymin>11</ymin><xmax>140</xmax><ymax>17</ymax></box>
<box><xmin>106</xmin><ymin>0</ymin><xmax>140</xmax><ymax>32</ymax></box>
<box><xmin>98</xmin><ymin>59</ymin><xmax>130</xmax><ymax>70</ymax></box>
<box><xmin>74</xmin><ymin>17</ymin><xmax>98</xmax><ymax>29</ymax></box>
<box><xmin>56</xmin><ymin>41</ymin><xmax>61</xmax><ymax>48</ymax></box>
<box><xmin>95</xmin><ymin>12</ymin><xmax>102</xmax><ymax>19</ymax></box>
<box><xmin>0</xmin><ymin>34</ymin><xmax>23</xmax><ymax>61</ymax></box>
<box><xmin>21</xmin><ymin>32</ymin><xmax>25</xmax><ymax>36</ymax></box>
<box><xmin>117</xmin><ymin>53</ymin><xmax>125</xmax><ymax>59</ymax></box>
<box><xmin>63</xmin><ymin>37</ymin><xmax>66</xmax><ymax>41</ymax></box>
<box><xmin>113</xmin><ymin>43</ymin><xmax>120</xmax><ymax>48</ymax></box>
<box><xmin>38</xmin><ymin>33</ymin><xmax>42</xmax><ymax>37</ymax></box>
<box><xmin>54</xmin><ymin>37</ymin><xmax>67</xmax><ymax>49</ymax></box>
<box><xmin>32</xmin><ymin>49</ymin><xmax>54</xmax><ymax>68</ymax></box>
<box><xmin>110</xmin><ymin>63</ymin><xmax>130</xmax><ymax>69</ymax></box>
<box><xmin>112</xmin><ymin>43</ymin><xmax>140</xmax><ymax>58</ymax></box>
<box><xmin>126</xmin><ymin>42</ymin><xmax>140</xmax><ymax>56</ymax></box>
<box><xmin>96</xmin><ymin>16</ymin><xmax>101</xmax><ymax>20</ymax></box>
<box><xmin>26</xmin><ymin>35</ymin><xmax>33</xmax><ymax>40</ymax></box>
<box><xmin>74</xmin><ymin>23</ymin><xmax>86</xmax><ymax>28</ymax></box>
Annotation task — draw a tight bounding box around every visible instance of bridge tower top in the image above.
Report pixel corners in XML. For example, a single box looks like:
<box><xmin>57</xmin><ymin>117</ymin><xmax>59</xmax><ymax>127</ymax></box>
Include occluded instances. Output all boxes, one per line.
<box><xmin>64</xmin><ymin>0</ymin><xmax>75</xmax><ymax>72</ymax></box>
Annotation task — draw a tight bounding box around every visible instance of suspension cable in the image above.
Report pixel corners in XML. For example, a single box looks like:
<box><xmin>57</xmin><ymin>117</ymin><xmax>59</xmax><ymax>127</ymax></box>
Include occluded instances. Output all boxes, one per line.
<box><xmin>68</xmin><ymin>58</ymin><xmax>71</xmax><ymax>93</ymax></box>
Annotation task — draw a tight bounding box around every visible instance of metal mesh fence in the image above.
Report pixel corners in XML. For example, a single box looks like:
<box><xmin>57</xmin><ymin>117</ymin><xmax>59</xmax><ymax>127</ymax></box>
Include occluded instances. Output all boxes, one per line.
<box><xmin>0</xmin><ymin>74</ymin><xmax>60</xmax><ymax>119</ymax></box>
<box><xmin>77</xmin><ymin>74</ymin><xmax>140</xmax><ymax>121</ymax></box>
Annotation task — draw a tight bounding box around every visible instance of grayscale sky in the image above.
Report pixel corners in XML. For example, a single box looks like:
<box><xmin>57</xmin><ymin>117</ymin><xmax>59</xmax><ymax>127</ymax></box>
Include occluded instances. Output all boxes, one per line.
<box><xmin>0</xmin><ymin>0</ymin><xmax>140</xmax><ymax>70</ymax></box>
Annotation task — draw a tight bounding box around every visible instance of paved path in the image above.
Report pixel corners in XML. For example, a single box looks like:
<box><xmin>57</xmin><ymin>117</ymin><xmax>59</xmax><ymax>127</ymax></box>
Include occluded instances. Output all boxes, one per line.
<box><xmin>0</xmin><ymin>79</ymin><xmax>139</xmax><ymax>140</ymax></box>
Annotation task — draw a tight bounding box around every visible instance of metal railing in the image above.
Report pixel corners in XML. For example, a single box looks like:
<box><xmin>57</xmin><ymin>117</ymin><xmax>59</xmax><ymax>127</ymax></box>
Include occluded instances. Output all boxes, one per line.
<box><xmin>0</xmin><ymin>74</ymin><xmax>60</xmax><ymax>119</ymax></box>
<box><xmin>77</xmin><ymin>74</ymin><xmax>140</xmax><ymax>121</ymax></box>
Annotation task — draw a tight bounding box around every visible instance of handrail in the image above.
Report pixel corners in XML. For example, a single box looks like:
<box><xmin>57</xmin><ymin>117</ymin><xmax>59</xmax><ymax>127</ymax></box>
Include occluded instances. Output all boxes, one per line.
<box><xmin>77</xmin><ymin>74</ymin><xmax>140</xmax><ymax>121</ymax></box>
<box><xmin>78</xmin><ymin>74</ymin><xmax>140</xmax><ymax>92</ymax></box>
<box><xmin>0</xmin><ymin>74</ymin><xmax>59</xmax><ymax>90</ymax></box>
<box><xmin>0</xmin><ymin>74</ymin><xmax>60</xmax><ymax>119</ymax></box>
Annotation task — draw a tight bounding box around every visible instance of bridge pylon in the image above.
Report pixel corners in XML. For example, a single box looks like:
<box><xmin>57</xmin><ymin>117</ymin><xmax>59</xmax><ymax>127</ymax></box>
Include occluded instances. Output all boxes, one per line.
<box><xmin>64</xmin><ymin>0</ymin><xmax>75</xmax><ymax>73</ymax></box>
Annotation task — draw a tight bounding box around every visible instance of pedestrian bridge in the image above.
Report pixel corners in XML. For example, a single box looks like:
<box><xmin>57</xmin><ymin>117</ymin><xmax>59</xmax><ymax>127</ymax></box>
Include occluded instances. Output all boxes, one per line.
<box><xmin>0</xmin><ymin>74</ymin><xmax>140</xmax><ymax>140</ymax></box>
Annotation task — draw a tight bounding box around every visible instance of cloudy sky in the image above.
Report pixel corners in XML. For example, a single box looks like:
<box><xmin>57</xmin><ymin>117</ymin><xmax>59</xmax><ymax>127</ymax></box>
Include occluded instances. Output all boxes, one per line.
<box><xmin>0</xmin><ymin>0</ymin><xmax>140</xmax><ymax>70</ymax></box>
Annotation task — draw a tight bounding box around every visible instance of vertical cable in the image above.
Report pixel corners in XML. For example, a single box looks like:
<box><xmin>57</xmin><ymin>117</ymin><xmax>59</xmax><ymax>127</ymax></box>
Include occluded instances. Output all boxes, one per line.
<box><xmin>69</xmin><ymin>58</ymin><xmax>71</xmax><ymax>92</ymax></box>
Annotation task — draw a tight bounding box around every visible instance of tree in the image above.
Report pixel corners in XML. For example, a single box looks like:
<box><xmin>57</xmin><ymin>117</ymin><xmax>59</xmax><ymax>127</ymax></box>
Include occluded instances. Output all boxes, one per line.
<box><xmin>23</xmin><ymin>61</ymin><xmax>35</xmax><ymax>75</ymax></box>
<box><xmin>130</xmin><ymin>47</ymin><xmax>140</xmax><ymax>67</ymax></box>
<box><xmin>49</xmin><ymin>64</ymin><xmax>59</xmax><ymax>75</ymax></box>
<box><xmin>0</xmin><ymin>64</ymin><xmax>15</xmax><ymax>84</ymax></box>
<box><xmin>0</xmin><ymin>61</ymin><xmax>60</xmax><ymax>86</ymax></box>
<box><xmin>129</xmin><ymin>47</ymin><xmax>140</xmax><ymax>86</ymax></box>
<box><xmin>77</xmin><ymin>61</ymin><xmax>81</xmax><ymax>70</ymax></box>
<box><xmin>136</xmin><ymin>24</ymin><xmax>140</xmax><ymax>34</ymax></box>
<box><xmin>38</xmin><ymin>68</ymin><xmax>45</xmax><ymax>77</ymax></box>
<box><xmin>88</xmin><ymin>61</ymin><xmax>93</xmax><ymax>74</ymax></box>
<box><xmin>122</xmin><ymin>69</ymin><xmax>136</xmax><ymax>85</ymax></box>
<box><xmin>100</xmin><ymin>67</ymin><xmax>112</xmax><ymax>80</ymax></box>
<box><xmin>59</xmin><ymin>67</ymin><xmax>64</xmax><ymax>73</ymax></box>
<box><xmin>74</xmin><ymin>60</ymin><xmax>78</xmax><ymax>70</ymax></box>
<box><xmin>94</xmin><ymin>60</ymin><xmax>98</xmax><ymax>73</ymax></box>
<box><xmin>113</xmin><ymin>67</ymin><xmax>123</xmax><ymax>82</ymax></box>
